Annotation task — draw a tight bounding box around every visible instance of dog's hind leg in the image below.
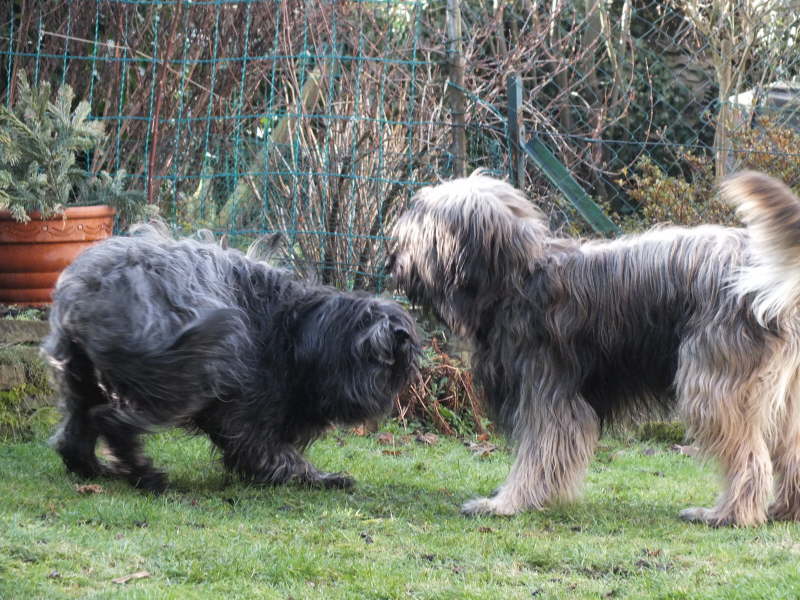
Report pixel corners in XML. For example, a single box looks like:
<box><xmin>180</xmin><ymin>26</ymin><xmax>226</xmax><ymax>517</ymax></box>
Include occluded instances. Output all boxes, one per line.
<box><xmin>677</xmin><ymin>336</ymin><xmax>772</xmax><ymax>527</ymax></box>
<box><xmin>767</xmin><ymin>366</ymin><xmax>800</xmax><ymax>521</ymax></box>
<box><xmin>768</xmin><ymin>425</ymin><xmax>800</xmax><ymax>521</ymax></box>
<box><xmin>89</xmin><ymin>405</ymin><xmax>167</xmax><ymax>493</ymax></box>
<box><xmin>678</xmin><ymin>418</ymin><xmax>772</xmax><ymax>527</ymax></box>
<box><xmin>49</xmin><ymin>342</ymin><xmax>108</xmax><ymax>479</ymax></box>
<box><xmin>462</xmin><ymin>393</ymin><xmax>599</xmax><ymax>516</ymax></box>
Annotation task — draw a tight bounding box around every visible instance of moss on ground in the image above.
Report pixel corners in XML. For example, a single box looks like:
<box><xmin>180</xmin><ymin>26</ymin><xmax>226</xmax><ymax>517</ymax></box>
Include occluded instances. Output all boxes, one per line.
<box><xmin>0</xmin><ymin>344</ymin><xmax>56</xmax><ymax>441</ymax></box>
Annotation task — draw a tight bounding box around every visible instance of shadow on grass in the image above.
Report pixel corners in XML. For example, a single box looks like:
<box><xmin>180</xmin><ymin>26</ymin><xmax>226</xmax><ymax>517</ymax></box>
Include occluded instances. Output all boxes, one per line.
<box><xmin>0</xmin><ymin>432</ymin><xmax>738</xmax><ymax>537</ymax></box>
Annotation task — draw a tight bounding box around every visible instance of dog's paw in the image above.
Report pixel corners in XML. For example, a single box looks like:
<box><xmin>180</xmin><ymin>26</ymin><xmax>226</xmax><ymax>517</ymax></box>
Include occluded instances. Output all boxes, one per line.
<box><xmin>318</xmin><ymin>472</ymin><xmax>355</xmax><ymax>490</ymax></box>
<box><xmin>461</xmin><ymin>496</ymin><xmax>518</xmax><ymax>517</ymax></box>
<box><xmin>294</xmin><ymin>471</ymin><xmax>355</xmax><ymax>489</ymax></box>
<box><xmin>767</xmin><ymin>502</ymin><xmax>800</xmax><ymax>522</ymax></box>
<box><xmin>678</xmin><ymin>507</ymin><xmax>735</xmax><ymax>527</ymax></box>
<box><xmin>131</xmin><ymin>470</ymin><xmax>168</xmax><ymax>495</ymax></box>
<box><xmin>64</xmin><ymin>459</ymin><xmax>108</xmax><ymax>480</ymax></box>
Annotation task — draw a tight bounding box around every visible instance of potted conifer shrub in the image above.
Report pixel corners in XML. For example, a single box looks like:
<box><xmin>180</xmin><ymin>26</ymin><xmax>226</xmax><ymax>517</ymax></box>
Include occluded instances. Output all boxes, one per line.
<box><xmin>0</xmin><ymin>72</ymin><xmax>154</xmax><ymax>305</ymax></box>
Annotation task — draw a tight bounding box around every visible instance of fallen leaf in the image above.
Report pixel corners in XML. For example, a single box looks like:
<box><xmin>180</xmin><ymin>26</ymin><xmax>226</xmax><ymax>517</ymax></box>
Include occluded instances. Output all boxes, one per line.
<box><xmin>468</xmin><ymin>441</ymin><xmax>497</xmax><ymax>457</ymax></box>
<box><xmin>416</xmin><ymin>432</ymin><xmax>439</xmax><ymax>445</ymax></box>
<box><xmin>382</xmin><ymin>449</ymin><xmax>402</xmax><ymax>456</ymax></box>
<box><xmin>112</xmin><ymin>571</ymin><xmax>151</xmax><ymax>585</ymax></box>
<box><xmin>671</xmin><ymin>444</ymin><xmax>700</xmax><ymax>457</ymax></box>
<box><xmin>477</xmin><ymin>526</ymin><xmax>494</xmax><ymax>533</ymax></box>
<box><xmin>376</xmin><ymin>432</ymin><xmax>394</xmax><ymax>445</ymax></box>
<box><xmin>477</xmin><ymin>433</ymin><xmax>491</xmax><ymax>442</ymax></box>
<box><xmin>74</xmin><ymin>484</ymin><xmax>104</xmax><ymax>495</ymax></box>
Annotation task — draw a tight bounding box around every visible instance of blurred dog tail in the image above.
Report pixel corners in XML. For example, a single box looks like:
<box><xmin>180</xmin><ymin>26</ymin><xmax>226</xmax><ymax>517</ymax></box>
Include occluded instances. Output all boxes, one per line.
<box><xmin>92</xmin><ymin>308</ymin><xmax>245</xmax><ymax>423</ymax></box>
<box><xmin>722</xmin><ymin>171</ymin><xmax>800</xmax><ymax>325</ymax></box>
<box><xmin>246</xmin><ymin>232</ymin><xmax>284</xmax><ymax>263</ymax></box>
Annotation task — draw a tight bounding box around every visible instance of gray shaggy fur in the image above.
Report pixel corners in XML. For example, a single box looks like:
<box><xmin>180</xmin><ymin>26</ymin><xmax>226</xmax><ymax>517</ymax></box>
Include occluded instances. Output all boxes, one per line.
<box><xmin>44</xmin><ymin>224</ymin><xmax>419</xmax><ymax>493</ymax></box>
<box><xmin>389</xmin><ymin>170</ymin><xmax>800</xmax><ymax>527</ymax></box>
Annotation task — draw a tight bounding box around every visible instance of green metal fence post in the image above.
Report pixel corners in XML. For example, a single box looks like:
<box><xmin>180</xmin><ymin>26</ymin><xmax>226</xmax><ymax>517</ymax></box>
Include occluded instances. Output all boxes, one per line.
<box><xmin>506</xmin><ymin>73</ymin><xmax>524</xmax><ymax>189</ymax></box>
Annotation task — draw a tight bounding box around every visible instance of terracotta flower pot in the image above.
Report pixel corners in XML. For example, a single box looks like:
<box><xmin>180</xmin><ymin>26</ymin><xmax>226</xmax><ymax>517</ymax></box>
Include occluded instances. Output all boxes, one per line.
<box><xmin>0</xmin><ymin>205</ymin><xmax>115</xmax><ymax>305</ymax></box>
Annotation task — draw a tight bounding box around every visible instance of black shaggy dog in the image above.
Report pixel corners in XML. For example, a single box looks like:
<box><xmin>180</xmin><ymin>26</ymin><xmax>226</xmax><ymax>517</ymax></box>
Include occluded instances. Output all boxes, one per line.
<box><xmin>44</xmin><ymin>225</ymin><xmax>419</xmax><ymax>493</ymax></box>
<box><xmin>390</xmin><ymin>170</ymin><xmax>800</xmax><ymax>527</ymax></box>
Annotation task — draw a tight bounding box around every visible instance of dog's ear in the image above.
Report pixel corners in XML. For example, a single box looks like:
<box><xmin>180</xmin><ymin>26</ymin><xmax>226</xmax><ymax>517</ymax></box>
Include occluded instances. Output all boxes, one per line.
<box><xmin>390</xmin><ymin>174</ymin><xmax>550</xmax><ymax>335</ymax></box>
<box><xmin>431</xmin><ymin>175</ymin><xmax>547</xmax><ymax>293</ymax></box>
<box><xmin>456</xmin><ymin>203</ymin><xmax>539</xmax><ymax>279</ymax></box>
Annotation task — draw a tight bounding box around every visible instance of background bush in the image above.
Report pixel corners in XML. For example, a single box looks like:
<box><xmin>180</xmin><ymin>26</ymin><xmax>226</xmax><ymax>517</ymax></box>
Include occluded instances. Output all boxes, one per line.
<box><xmin>1</xmin><ymin>1</ymin><xmax>797</xmax><ymax>287</ymax></box>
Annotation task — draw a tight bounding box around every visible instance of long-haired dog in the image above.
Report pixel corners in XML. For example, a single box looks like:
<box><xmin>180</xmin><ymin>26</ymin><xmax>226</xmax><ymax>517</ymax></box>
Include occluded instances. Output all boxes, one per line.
<box><xmin>44</xmin><ymin>224</ymin><xmax>419</xmax><ymax>493</ymax></box>
<box><xmin>389</xmin><ymin>170</ymin><xmax>800</xmax><ymax>526</ymax></box>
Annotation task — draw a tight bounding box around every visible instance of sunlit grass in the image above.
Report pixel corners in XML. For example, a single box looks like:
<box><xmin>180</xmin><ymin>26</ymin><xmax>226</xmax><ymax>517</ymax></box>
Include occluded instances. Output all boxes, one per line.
<box><xmin>2</xmin><ymin>428</ymin><xmax>799</xmax><ymax>599</ymax></box>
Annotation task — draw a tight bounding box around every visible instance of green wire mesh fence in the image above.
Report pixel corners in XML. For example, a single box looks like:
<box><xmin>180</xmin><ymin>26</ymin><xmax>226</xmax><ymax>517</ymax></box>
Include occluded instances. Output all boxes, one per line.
<box><xmin>1</xmin><ymin>0</ymin><xmax>799</xmax><ymax>290</ymax></box>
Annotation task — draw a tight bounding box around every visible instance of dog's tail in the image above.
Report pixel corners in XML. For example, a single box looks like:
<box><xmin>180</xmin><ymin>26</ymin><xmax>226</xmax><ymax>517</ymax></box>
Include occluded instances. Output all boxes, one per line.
<box><xmin>89</xmin><ymin>308</ymin><xmax>246</xmax><ymax>424</ymax></box>
<box><xmin>722</xmin><ymin>171</ymin><xmax>800</xmax><ymax>325</ymax></box>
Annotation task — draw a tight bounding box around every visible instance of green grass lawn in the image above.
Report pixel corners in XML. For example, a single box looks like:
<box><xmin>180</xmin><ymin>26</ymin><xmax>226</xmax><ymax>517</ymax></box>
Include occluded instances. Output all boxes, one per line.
<box><xmin>2</xmin><ymin>428</ymin><xmax>799</xmax><ymax>599</ymax></box>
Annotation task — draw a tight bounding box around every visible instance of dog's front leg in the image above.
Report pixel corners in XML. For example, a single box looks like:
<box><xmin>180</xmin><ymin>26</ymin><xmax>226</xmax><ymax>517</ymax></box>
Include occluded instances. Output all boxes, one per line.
<box><xmin>289</xmin><ymin>452</ymin><xmax>356</xmax><ymax>489</ymax></box>
<box><xmin>223</xmin><ymin>442</ymin><xmax>354</xmax><ymax>489</ymax></box>
<box><xmin>462</xmin><ymin>394</ymin><xmax>599</xmax><ymax>516</ymax></box>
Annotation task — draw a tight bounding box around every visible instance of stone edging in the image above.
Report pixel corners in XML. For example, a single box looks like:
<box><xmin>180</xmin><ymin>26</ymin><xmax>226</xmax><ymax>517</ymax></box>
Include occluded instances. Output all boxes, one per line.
<box><xmin>0</xmin><ymin>319</ymin><xmax>50</xmax><ymax>345</ymax></box>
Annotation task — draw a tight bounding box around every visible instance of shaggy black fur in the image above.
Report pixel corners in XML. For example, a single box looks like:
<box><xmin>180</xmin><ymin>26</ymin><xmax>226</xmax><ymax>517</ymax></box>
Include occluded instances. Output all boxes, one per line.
<box><xmin>44</xmin><ymin>225</ymin><xmax>420</xmax><ymax>493</ymax></box>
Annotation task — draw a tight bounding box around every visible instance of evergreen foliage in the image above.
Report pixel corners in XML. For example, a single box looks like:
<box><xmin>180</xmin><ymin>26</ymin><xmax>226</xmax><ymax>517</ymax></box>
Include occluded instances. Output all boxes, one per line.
<box><xmin>0</xmin><ymin>72</ymin><xmax>154</xmax><ymax>225</ymax></box>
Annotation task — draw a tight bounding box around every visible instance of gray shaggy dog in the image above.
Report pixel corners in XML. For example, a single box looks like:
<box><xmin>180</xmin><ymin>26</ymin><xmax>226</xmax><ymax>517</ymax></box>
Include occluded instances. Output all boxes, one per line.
<box><xmin>389</xmin><ymin>170</ymin><xmax>800</xmax><ymax>527</ymax></box>
<box><xmin>44</xmin><ymin>224</ymin><xmax>419</xmax><ymax>493</ymax></box>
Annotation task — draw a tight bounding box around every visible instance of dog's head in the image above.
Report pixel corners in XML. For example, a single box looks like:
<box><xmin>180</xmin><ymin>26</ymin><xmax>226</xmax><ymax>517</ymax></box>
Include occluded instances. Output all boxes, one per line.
<box><xmin>291</xmin><ymin>294</ymin><xmax>420</xmax><ymax>424</ymax></box>
<box><xmin>388</xmin><ymin>172</ymin><xmax>549</xmax><ymax>336</ymax></box>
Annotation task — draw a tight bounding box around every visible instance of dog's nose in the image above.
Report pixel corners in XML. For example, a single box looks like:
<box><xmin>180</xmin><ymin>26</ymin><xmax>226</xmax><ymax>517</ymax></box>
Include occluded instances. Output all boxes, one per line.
<box><xmin>393</xmin><ymin>326</ymin><xmax>411</xmax><ymax>345</ymax></box>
